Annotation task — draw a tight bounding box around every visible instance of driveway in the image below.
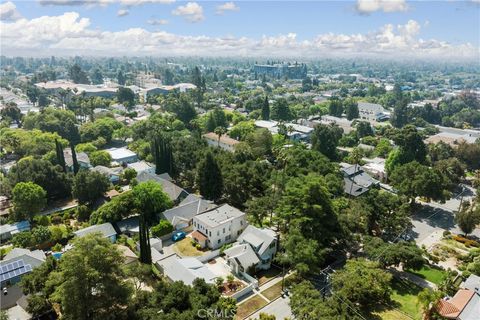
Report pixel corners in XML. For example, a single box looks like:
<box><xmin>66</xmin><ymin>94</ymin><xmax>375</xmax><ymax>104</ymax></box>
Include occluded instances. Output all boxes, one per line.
<box><xmin>248</xmin><ymin>296</ymin><xmax>292</xmax><ymax>320</ymax></box>
<box><xmin>1</xmin><ymin>284</ymin><xmax>23</xmax><ymax>309</ymax></box>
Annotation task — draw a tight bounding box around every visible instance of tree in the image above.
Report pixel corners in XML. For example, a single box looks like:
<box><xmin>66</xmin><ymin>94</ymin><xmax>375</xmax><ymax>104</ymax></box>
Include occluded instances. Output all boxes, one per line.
<box><xmin>23</xmin><ymin>107</ymin><xmax>80</xmax><ymax>143</ymax></box>
<box><xmin>49</xmin><ymin>234</ymin><xmax>131</xmax><ymax>320</ymax></box>
<box><xmin>391</xmin><ymin>99</ymin><xmax>410</xmax><ymax>128</ymax></box>
<box><xmin>31</xmin><ymin>226</ymin><xmax>52</xmax><ymax>246</ymax></box>
<box><xmin>7</xmin><ymin>158</ymin><xmax>72</xmax><ymax>200</ymax></box>
<box><xmin>245</xmin><ymin>128</ymin><xmax>273</xmax><ymax>159</ymax></box>
<box><xmin>72</xmin><ymin>170</ymin><xmax>110</xmax><ymax>205</ymax></box>
<box><xmin>151</xmin><ymin>135</ymin><xmax>174</xmax><ymax>176</ymax></box>
<box><xmin>271</xmin><ymin>98</ymin><xmax>292</xmax><ymax>121</ymax></box>
<box><xmin>328</xmin><ymin>99</ymin><xmax>343</xmax><ymax>117</ymax></box>
<box><xmin>151</xmin><ymin>220</ymin><xmax>174</xmax><ymax>237</ymax></box>
<box><xmin>364</xmin><ymin>237</ymin><xmax>424</xmax><ymax>270</ymax></box>
<box><xmin>393</xmin><ymin>125</ymin><xmax>427</xmax><ymax>164</ymax></box>
<box><xmin>196</xmin><ymin>152</ymin><xmax>223</xmax><ymax>201</ymax></box>
<box><xmin>455</xmin><ymin>201</ymin><xmax>480</xmax><ymax>236</ymax></box>
<box><xmin>117</xmin><ymin>70</ymin><xmax>126</xmax><ymax>85</ymax></box>
<box><xmin>331</xmin><ymin>259</ymin><xmax>392</xmax><ymax>311</ymax></box>
<box><xmin>417</xmin><ymin>288</ymin><xmax>443</xmax><ymax>319</ymax></box>
<box><xmin>69</xmin><ymin>64</ymin><xmax>90</xmax><ymax>84</ymax></box>
<box><xmin>345</xmin><ymin>100</ymin><xmax>359</xmax><ymax>120</ymax></box>
<box><xmin>116</xmin><ymin>87</ymin><xmax>135</xmax><ymax>108</ymax></box>
<box><xmin>132</xmin><ymin>181</ymin><xmax>173</xmax><ymax>263</ymax></box>
<box><xmin>311</xmin><ymin>124</ymin><xmax>343</xmax><ymax>160</ymax></box>
<box><xmin>55</xmin><ymin>139</ymin><xmax>66</xmax><ymax>172</ymax></box>
<box><xmin>89</xmin><ymin>150</ymin><xmax>112</xmax><ymax>167</ymax></box>
<box><xmin>12</xmin><ymin>231</ymin><xmax>33</xmax><ymax>248</ymax></box>
<box><xmin>70</xmin><ymin>142</ymin><xmax>80</xmax><ymax>174</ymax></box>
<box><xmin>0</xmin><ymin>102</ymin><xmax>22</xmax><ymax>125</ymax></box>
<box><xmin>191</xmin><ymin>66</ymin><xmax>206</xmax><ymax>105</ymax></box>
<box><xmin>214</xmin><ymin>126</ymin><xmax>227</xmax><ymax>146</ymax></box>
<box><xmin>12</xmin><ymin>182</ymin><xmax>47</xmax><ymax>222</ymax></box>
<box><xmin>390</xmin><ymin>161</ymin><xmax>450</xmax><ymax>203</ymax></box>
<box><xmin>356</xmin><ymin>121</ymin><xmax>373</xmax><ymax>138</ymax></box>
<box><xmin>261</xmin><ymin>96</ymin><xmax>270</xmax><ymax>120</ymax></box>
<box><xmin>456</xmin><ymin>141</ymin><xmax>480</xmax><ymax>171</ymax></box>
<box><xmin>120</xmin><ymin>168</ymin><xmax>137</xmax><ymax>184</ymax></box>
<box><xmin>91</xmin><ymin>68</ymin><xmax>103</xmax><ymax>85</ymax></box>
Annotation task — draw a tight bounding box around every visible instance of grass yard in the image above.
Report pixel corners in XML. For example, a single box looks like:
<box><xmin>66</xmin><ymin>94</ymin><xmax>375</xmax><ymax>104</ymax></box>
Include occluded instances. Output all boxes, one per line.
<box><xmin>257</xmin><ymin>267</ymin><xmax>282</xmax><ymax>286</ymax></box>
<box><xmin>390</xmin><ymin>278</ymin><xmax>423</xmax><ymax>320</ymax></box>
<box><xmin>374</xmin><ymin>309</ymin><xmax>414</xmax><ymax>320</ymax></box>
<box><xmin>406</xmin><ymin>265</ymin><xmax>447</xmax><ymax>285</ymax></box>
<box><xmin>235</xmin><ymin>294</ymin><xmax>268</xmax><ymax>320</ymax></box>
<box><xmin>173</xmin><ymin>238</ymin><xmax>203</xmax><ymax>257</ymax></box>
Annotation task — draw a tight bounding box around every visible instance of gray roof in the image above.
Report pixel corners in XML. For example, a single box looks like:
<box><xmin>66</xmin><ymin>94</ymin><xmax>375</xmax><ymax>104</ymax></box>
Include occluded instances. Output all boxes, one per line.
<box><xmin>1</xmin><ymin>248</ymin><xmax>46</xmax><ymax>270</ymax></box>
<box><xmin>74</xmin><ymin>222</ymin><xmax>117</xmax><ymax>238</ymax></box>
<box><xmin>342</xmin><ymin>165</ymin><xmax>378</xmax><ymax>196</ymax></box>
<box><xmin>343</xmin><ymin>178</ymin><xmax>370</xmax><ymax>197</ymax></box>
<box><xmin>127</xmin><ymin>160</ymin><xmax>154</xmax><ymax>173</ymax></box>
<box><xmin>64</xmin><ymin>148</ymin><xmax>90</xmax><ymax>166</ymax></box>
<box><xmin>194</xmin><ymin>204</ymin><xmax>245</xmax><ymax>228</ymax></box>
<box><xmin>157</xmin><ymin>256</ymin><xmax>216</xmax><ymax>286</ymax></box>
<box><xmin>163</xmin><ymin>197</ymin><xmax>217</xmax><ymax>226</ymax></box>
<box><xmin>92</xmin><ymin>166</ymin><xmax>121</xmax><ymax>177</ymax></box>
<box><xmin>238</xmin><ymin>225</ymin><xmax>276</xmax><ymax>256</ymax></box>
<box><xmin>115</xmin><ymin>216</ymin><xmax>139</xmax><ymax>234</ymax></box>
<box><xmin>458</xmin><ymin>291</ymin><xmax>480</xmax><ymax>320</ymax></box>
<box><xmin>136</xmin><ymin>171</ymin><xmax>188</xmax><ymax>202</ymax></box>
<box><xmin>224</xmin><ymin>243</ymin><xmax>260</xmax><ymax>269</ymax></box>
<box><xmin>462</xmin><ymin>274</ymin><xmax>480</xmax><ymax>291</ymax></box>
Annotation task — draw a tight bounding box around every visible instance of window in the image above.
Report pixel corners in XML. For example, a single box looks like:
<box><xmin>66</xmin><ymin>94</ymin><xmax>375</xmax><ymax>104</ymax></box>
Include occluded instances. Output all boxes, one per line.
<box><xmin>217</xmin><ymin>231</ymin><xmax>220</xmax><ymax>236</ymax></box>
<box><xmin>223</xmin><ymin>228</ymin><xmax>225</xmax><ymax>234</ymax></box>
<box><xmin>218</xmin><ymin>239</ymin><xmax>221</xmax><ymax>244</ymax></box>
<box><xmin>237</xmin><ymin>230</ymin><xmax>242</xmax><ymax>236</ymax></box>
<box><xmin>209</xmin><ymin>231</ymin><xmax>212</xmax><ymax>237</ymax></box>
<box><xmin>240</xmin><ymin>220</ymin><xmax>243</xmax><ymax>226</ymax></box>
<box><xmin>225</xmin><ymin>235</ymin><xmax>231</xmax><ymax>241</ymax></box>
<box><xmin>269</xmin><ymin>241</ymin><xmax>276</xmax><ymax>249</ymax></box>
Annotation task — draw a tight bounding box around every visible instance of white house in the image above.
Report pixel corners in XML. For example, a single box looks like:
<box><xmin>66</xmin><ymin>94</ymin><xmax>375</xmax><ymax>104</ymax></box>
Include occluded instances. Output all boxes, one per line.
<box><xmin>202</xmin><ymin>132</ymin><xmax>240</xmax><ymax>152</ymax></box>
<box><xmin>192</xmin><ymin>204</ymin><xmax>247</xmax><ymax>250</ymax></box>
<box><xmin>127</xmin><ymin>160</ymin><xmax>155</xmax><ymax>175</ymax></box>
<box><xmin>106</xmin><ymin>147</ymin><xmax>138</xmax><ymax>164</ymax></box>
<box><xmin>156</xmin><ymin>255</ymin><xmax>216</xmax><ymax>286</ymax></box>
<box><xmin>224</xmin><ymin>226</ymin><xmax>277</xmax><ymax>274</ymax></box>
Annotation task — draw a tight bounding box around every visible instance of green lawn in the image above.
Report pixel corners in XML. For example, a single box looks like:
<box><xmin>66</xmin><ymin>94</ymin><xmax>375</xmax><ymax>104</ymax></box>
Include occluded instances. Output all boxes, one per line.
<box><xmin>390</xmin><ymin>278</ymin><xmax>423</xmax><ymax>320</ymax></box>
<box><xmin>260</xmin><ymin>274</ymin><xmax>298</xmax><ymax>301</ymax></box>
<box><xmin>235</xmin><ymin>294</ymin><xmax>268</xmax><ymax>320</ymax></box>
<box><xmin>406</xmin><ymin>265</ymin><xmax>447</xmax><ymax>285</ymax></box>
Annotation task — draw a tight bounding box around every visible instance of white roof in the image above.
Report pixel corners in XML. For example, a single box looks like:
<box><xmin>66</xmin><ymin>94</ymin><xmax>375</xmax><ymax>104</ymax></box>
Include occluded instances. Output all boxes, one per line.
<box><xmin>194</xmin><ymin>204</ymin><xmax>245</xmax><ymax>228</ymax></box>
<box><xmin>157</xmin><ymin>256</ymin><xmax>216</xmax><ymax>286</ymax></box>
<box><xmin>106</xmin><ymin>147</ymin><xmax>137</xmax><ymax>161</ymax></box>
<box><xmin>127</xmin><ymin>160</ymin><xmax>154</xmax><ymax>173</ymax></box>
<box><xmin>238</xmin><ymin>225</ymin><xmax>276</xmax><ymax>256</ymax></box>
<box><xmin>74</xmin><ymin>222</ymin><xmax>117</xmax><ymax>238</ymax></box>
<box><xmin>254</xmin><ymin>120</ymin><xmax>278</xmax><ymax>129</ymax></box>
<box><xmin>224</xmin><ymin>243</ymin><xmax>260</xmax><ymax>269</ymax></box>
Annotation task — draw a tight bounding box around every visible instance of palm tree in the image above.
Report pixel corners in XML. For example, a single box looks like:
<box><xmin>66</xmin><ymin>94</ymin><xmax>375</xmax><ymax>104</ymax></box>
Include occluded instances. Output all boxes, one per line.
<box><xmin>417</xmin><ymin>288</ymin><xmax>443</xmax><ymax>319</ymax></box>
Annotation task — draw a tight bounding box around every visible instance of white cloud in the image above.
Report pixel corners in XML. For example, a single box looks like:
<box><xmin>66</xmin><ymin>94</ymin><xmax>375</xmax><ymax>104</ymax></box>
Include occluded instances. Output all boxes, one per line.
<box><xmin>172</xmin><ymin>2</ymin><xmax>204</xmax><ymax>23</ymax></box>
<box><xmin>147</xmin><ymin>18</ymin><xmax>168</xmax><ymax>25</ymax></box>
<box><xmin>216</xmin><ymin>2</ymin><xmax>239</xmax><ymax>15</ymax></box>
<box><xmin>0</xmin><ymin>1</ymin><xmax>22</xmax><ymax>21</ymax></box>
<box><xmin>117</xmin><ymin>9</ymin><xmax>129</xmax><ymax>16</ymax></box>
<box><xmin>38</xmin><ymin>0</ymin><xmax>174</xmax><ymax>6</ymax></box>
<box><xmin>1</xmin><ymin>11</ymin><xmax>478</xmax><ymax>61</ymax></box>
<box><xmin>356</xmin><ymin>0</ymin><xmax>408</xmax><ymax>14</ymax></box>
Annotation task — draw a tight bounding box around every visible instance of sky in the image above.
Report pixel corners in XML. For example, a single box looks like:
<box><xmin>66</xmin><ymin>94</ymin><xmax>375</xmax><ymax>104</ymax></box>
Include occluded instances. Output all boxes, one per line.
<box><xmin>1</xmin><ymin>0</ymin><xmax>479</xmax><ymax>60</ymax></box>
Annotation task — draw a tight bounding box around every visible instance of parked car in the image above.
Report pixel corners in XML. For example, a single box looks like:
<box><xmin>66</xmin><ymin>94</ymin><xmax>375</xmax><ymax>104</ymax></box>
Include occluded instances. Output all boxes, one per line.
<box><xmin>172</xmin><ymin>231</ymin><xmax>186</xmax><ymax>242</ymax></box>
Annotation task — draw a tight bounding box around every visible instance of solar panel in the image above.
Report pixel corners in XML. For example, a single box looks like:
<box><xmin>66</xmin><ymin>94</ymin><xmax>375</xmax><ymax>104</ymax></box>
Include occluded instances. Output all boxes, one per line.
<box><xmin>6</xmin><ymin>263</ymin><xmax>14</xmax><ymax>271</ymax></box>
<box><xmin>25</xmin><ymin>265</ymin><xmax>32</xmax><ymax>272</ymax></box>
<box><xmin>18</xmin><ymin>260</ymin><xmax>24</xmax><ymax>268</ymax></box>
<box><xmin>8</xmin><ymin>271</ymin><xmax>15</xmax><ymax>279</ymax></box>
<box><xmin>0</xmin><ymin>274</ymin><xmax>4</xmax><ymax>282</ymax></box>
<box><xmin>1</xmin><ymin>265</ymin><xmax>7</xmax><ymax>273</ymax></box>
<box><xmin>12</xmin><ymin>261</ymin><xmax>19</xmax><ymax>269</ymax></box>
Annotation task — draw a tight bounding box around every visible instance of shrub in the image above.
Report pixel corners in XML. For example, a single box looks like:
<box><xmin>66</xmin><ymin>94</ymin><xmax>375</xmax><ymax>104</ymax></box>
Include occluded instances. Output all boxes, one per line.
<box><xmin>12</xmin><ymin>231</ymin><xmax>33</xmax><ymax>248</ymax></box>
<box><xmin>76</xmin><ymin>205</ymin><xmax>91</xmax><ymax>222</ymax></box>
<box><xmin>34</xmin><ymin>215</ymin><xmax>50</xmax><ymax>226</ymax></box>
<box><xmin>151</xmin><ymin>220</ymin><xmax>173</xmax><ymax>238</ymax></box>
<box><xmin>51</xmin><ymin>215</ymin><xmax>62</xmax><ymax>225</ymax></box>
<box><xmin>52</xmin><ymin>243</ymin><xmax>62</xmax><ymax>252</ymax></box>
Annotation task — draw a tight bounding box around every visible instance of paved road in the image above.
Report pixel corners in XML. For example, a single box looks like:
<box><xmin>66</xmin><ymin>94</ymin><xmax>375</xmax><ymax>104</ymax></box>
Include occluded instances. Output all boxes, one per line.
<box><xmin>407</xmin><ymin>184</ymin><xmax>480</xmax><ymax>245</ymax></box>
<box><xmin>248</xmin><ymin>296</ymin><xmax>292</xmax><ymax>320</ymax></box>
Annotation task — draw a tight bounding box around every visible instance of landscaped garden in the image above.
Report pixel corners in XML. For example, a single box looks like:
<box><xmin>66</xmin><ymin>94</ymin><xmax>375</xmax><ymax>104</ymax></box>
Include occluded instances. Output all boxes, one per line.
<box><xmin>373</xmin><ymin>278</ymin><xmax>423</xmax><ymax>320</ymax></box>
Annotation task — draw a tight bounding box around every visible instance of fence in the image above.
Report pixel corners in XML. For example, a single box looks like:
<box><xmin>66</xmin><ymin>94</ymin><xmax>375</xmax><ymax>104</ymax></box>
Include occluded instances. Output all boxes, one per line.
<box><xmin>197</xmin><ymin>249</ymin><xmax>221</xmax><ymax>263</ymax></box>
<box><xmin>230</xmin><ymin>283</ymin><xmax>255</xmax><ymax>301</ymax></box>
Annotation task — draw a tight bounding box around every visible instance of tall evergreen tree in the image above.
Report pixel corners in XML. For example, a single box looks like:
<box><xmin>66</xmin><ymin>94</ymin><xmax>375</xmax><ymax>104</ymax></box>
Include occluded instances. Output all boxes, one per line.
<box><xmin>70</xmin><ymin>142</ymin><xmax>79</xmax><ymax>174</ymax></box>
<box><xmin>152</xmin><ymin>136</ymin><xmax>174</xmax><ymax>176</ymax></box>
<box><xmin>196</xmin><ymin>152</ymin><xmax>223</xmax><ymax>202</ymax></box>
<box><xmin>261</xmin><ymin>96</ymin><xmax>270</xmax><ymax>120</ymax></box>
<box><xmin>55</xmin><ymin>139</ymin><xmax>66</xmax><ymax>172</ymax></box>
